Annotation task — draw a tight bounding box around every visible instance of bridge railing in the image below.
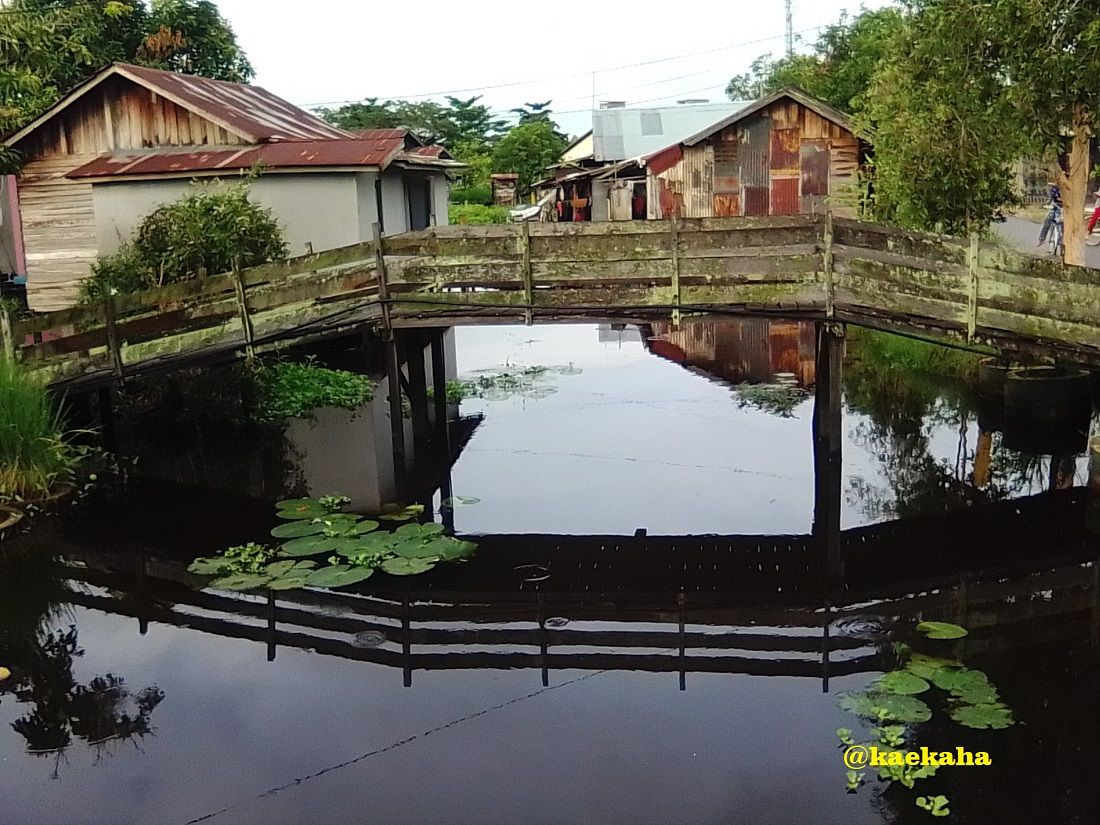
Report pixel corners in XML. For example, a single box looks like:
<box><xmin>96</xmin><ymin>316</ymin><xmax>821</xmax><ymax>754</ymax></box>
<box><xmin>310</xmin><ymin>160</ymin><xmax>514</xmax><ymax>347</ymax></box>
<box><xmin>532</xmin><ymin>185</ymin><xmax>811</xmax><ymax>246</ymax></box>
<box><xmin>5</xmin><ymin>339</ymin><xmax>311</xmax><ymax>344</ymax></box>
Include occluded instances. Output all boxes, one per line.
<box><xmin>7</xmin><ymin>214</ymin><xmax>1100</xmax><ymax>388</ymax></box>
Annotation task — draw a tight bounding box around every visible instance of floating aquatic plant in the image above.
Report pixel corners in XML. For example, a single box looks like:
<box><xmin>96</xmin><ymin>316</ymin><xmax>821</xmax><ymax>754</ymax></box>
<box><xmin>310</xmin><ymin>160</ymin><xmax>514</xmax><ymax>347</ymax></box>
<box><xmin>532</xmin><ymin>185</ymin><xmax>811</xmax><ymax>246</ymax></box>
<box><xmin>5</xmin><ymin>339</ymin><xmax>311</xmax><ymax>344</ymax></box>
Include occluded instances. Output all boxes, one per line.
<box><xmin>916</xmin><ymin>795</ymin><xmax>951</xmax><ymax>817</ymax></box>
<box><xmin>872</xmin><ymin>670</ymin><xmax>931</xmax><ymax>695</ymax></box>
<box><xmin>916</xmin><ymin>621</ymin><xmax>968</xmax><ymax>640</ymax></box>
<box><xmin>837</xmin><ymin>691</ymin><xmax>933</xmax><ymax>723</ymax></box>
<box><xmin>187</xmin><ymin>496</ymin><xmax>475</xmax><ymax>592</ymax></box>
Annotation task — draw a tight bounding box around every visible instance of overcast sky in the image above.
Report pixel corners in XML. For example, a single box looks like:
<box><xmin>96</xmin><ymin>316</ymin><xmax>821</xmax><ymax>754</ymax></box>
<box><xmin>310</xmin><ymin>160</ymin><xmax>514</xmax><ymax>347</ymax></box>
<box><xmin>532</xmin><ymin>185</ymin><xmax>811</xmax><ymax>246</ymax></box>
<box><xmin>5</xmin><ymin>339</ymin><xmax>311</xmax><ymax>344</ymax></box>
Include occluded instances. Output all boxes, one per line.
<box><xmin>215</xmin><ymin>0</ymin><xmax>896</xmax><ymax>136</ymax></box>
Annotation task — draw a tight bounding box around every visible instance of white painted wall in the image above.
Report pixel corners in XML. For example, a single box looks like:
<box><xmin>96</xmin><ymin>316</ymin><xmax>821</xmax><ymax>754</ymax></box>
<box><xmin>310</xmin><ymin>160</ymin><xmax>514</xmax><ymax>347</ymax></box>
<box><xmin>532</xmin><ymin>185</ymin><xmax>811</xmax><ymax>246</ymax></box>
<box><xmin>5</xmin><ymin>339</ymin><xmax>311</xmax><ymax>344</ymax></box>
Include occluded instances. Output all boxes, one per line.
<box><xmin>379</xmin><ymin>172</ymin><xmax>408</xmax><ymax>234</ymax></box>
<box><xmin>93</xmin><ymin>174</ymin><xmax>362</xmax><ymax>259</ymax></box>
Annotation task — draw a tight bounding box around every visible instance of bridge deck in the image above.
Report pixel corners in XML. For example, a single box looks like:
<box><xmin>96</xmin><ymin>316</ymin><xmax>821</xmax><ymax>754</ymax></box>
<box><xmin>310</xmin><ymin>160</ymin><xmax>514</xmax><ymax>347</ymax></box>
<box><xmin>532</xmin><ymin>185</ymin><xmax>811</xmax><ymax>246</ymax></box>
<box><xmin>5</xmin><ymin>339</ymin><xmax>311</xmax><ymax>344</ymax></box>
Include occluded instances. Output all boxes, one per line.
<box><xmin>5</xmin><ymin>214</ymin><xmax>1100</xmax><ymax>390</ymax></box>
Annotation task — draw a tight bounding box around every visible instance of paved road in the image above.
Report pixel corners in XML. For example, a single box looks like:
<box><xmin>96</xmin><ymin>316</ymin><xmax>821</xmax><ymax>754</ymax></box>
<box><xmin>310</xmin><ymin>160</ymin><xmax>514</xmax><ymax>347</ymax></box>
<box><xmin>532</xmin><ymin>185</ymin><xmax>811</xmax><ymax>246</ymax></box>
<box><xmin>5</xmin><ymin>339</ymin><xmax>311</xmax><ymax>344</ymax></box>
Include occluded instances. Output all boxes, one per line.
<box><xmin>996</xmin><ymin>214</ymin><xmax>1100</xmax><ymax>268</ymax></box>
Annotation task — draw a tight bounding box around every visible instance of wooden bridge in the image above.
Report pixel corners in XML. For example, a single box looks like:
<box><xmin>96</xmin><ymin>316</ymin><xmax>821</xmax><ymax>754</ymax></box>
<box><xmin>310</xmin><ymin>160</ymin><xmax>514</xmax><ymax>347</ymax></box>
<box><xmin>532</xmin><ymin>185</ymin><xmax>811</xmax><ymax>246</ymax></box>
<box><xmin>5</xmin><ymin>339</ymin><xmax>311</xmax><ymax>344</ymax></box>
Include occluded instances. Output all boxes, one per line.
<box><xmin>6</xmin><ymin>214</ymin><xmax>1100</xmax><ymax>391</ymax></box>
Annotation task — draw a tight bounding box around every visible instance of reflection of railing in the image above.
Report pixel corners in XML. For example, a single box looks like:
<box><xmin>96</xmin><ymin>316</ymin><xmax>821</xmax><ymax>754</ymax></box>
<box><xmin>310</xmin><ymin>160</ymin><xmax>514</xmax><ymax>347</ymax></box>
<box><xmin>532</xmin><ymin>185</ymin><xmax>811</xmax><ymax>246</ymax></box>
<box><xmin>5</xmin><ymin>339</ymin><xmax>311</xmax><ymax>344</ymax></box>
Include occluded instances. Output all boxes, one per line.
<box><xmin>63</xmin><ymin>542</ymin><xmax>1097</xmax><ymax>689</ymax></box>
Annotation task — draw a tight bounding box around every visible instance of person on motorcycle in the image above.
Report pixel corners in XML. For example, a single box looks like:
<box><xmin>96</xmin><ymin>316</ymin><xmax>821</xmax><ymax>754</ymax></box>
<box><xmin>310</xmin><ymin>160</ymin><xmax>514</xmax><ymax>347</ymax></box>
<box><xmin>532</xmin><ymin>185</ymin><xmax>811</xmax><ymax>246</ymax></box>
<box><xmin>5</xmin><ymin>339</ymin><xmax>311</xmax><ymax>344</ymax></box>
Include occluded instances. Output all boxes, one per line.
<box><xmin>1037</xmin><ymin>183</ymin><xmax>1063</xmax><ymax>246</ymax></box>
<box><xmin>1088</xmin><ymin>189</ymin><xmax>1100</xmax><ymax>235</ymax></box>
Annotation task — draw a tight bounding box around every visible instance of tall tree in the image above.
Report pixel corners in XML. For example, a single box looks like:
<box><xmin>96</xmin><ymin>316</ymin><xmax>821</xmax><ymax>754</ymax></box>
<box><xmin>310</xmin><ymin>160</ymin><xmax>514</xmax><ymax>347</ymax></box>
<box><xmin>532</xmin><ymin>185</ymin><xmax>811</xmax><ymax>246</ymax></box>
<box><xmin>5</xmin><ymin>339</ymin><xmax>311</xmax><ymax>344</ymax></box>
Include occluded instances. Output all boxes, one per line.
<box><xmin>0</xmin><ymin>0</ymin><xmax>252</xmax><ymax>140</ymax></box>
<box><xmin>862</xmin><ymin>0</ymin><xmax>1100</xmax><ymax>263</ymax></box>
<box><xmin>726</xmin><ymin>8</ymin><xmax>905</xmax><ymax>113</ymax></box>
<box><xmin>858</xmin><ymin>0</ymin><xmax>1019</xmax><ymax>235</ymax></box>
<box><xmin>491</xmin><ymin>120</ymin><xmax>566</xmax><ymax>194</ymax></box>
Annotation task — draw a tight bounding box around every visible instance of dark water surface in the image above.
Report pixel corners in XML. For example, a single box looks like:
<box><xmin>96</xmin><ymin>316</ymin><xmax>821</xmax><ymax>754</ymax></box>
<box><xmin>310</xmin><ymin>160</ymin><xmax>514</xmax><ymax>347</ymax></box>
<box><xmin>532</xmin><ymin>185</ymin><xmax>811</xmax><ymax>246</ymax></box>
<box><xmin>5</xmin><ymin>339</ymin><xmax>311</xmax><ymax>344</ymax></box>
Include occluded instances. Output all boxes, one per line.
<box><xmin>2</xmin><ymin>320</ymin><xmax>1098</xmax><ymax>825</ymax></box>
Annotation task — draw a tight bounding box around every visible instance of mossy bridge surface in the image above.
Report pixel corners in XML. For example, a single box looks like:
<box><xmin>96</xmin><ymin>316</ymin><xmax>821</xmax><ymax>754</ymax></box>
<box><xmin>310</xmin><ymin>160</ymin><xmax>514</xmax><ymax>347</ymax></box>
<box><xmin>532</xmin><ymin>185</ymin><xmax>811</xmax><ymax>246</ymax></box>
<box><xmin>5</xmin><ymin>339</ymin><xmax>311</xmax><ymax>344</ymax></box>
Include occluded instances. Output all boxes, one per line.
<box><xmin>6</xmin><ymin>215</ymin><xmax>1100</xmax><ymax>389</ymax></box>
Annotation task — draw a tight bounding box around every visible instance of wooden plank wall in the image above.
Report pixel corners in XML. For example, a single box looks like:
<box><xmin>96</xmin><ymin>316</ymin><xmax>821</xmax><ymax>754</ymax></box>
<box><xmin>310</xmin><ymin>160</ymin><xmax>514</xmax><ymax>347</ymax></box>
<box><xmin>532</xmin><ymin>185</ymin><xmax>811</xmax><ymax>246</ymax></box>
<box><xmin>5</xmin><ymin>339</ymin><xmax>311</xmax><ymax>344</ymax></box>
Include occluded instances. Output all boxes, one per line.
<box><xmin>13</xmin><ymin>76</ymin><xmax>251</xmax><ymax>311</ymax></box>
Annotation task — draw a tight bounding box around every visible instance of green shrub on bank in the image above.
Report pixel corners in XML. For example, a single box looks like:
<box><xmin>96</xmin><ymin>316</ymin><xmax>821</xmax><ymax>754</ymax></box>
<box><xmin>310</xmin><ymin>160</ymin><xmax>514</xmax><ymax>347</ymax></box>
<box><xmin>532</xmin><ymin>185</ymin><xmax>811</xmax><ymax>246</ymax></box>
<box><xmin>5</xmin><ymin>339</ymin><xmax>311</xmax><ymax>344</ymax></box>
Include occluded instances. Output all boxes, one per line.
<box><xmin>0</xmin><ymin>359</ymin><xmax>78</xmax><ymax>500</ymax></box>
<box><xmin>450</xmin><ymin>185</ymin><xmax>493</xmax><ymax>205</ymax></box>
<box><xmin>448</xmin><ymin>204</ymin><xmax>509</xmax><ymax>225</ymax></box>
<box><xmin>79</xmin><ymin>181</ymin><xmax>288</xmax><ymax>303</ymax></box>
<box><xmin>253</xmin><ymin>361</ymin><xmax>374</xmax><ymax>421</ymax></box>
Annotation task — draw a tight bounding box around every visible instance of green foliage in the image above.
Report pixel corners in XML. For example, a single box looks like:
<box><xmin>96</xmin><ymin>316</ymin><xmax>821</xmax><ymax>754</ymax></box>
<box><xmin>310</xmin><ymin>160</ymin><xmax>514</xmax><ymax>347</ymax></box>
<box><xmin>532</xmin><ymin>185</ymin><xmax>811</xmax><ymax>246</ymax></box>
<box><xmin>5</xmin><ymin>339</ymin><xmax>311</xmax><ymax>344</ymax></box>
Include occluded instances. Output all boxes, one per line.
<box><xmin>446</xmin><ymin>364</ymin><xmax>581</xmax><ymax>401</ymax></box>
<box><xmin>872</xmin><ymin>670</ymin><xmax>930</xmax><ymax>695</ymax></box>
<box><xmin>916</xmin><ymin>620</ymin><xmax>968</xmax><ymax>640</ymax></box>
<box><xmin>837</xmin><ymin>691</ymin><xmax>933</xmax><ymax>724</ymax></box>
<box><xmin>725</xmin><ymin>8</ymin><xmax>905</xmax><ymax>112</ymax></box>
<box><xmin>253</xmin><ymin>360</ymin><xmax>374</xmax><ymax>422</ymax></box>
<box><xmin>491</xmin><ymin>120</ymin><xmax>567</xmax><ymax>194</ymax></box>
<box><xmin>80</xmin><ymin>181</ymin><xmax>287</xmax><ymax>302</ymax></box>
<box><xmin>0</xmin><ymin>358</ymin><xmax>80</xmax><ymax>501</ymax></box>
<box><xmin>875</xmin><ymin>725</ymin><xmax>907</xmax><ymax>748</ymax></box>
<box><xmin>187</xmin><ymin>495</ymin><xmax>476</xmax><ymax>592</ymax></box>
<box><xmin>449</xmin><ymin>204</ymin><xmax>509</xmax><ymax>225</ymax></box>
<box><xmin>142</xmin><ymin>0</ymin><xmax>253</xmax><ymax>82</ymax></box>
<box><xmin>916</xmin><ymin>795</ymin><xmax>951</xmax><ymax>817</ymax></box>
<box><xmin>449</xmin><ymin>184</ymin><xmax>493</xmax><ymax>205</ymax></box>
<box><xmin>845</xmin><ymin>770</ymin><xmax>864</xmax><ymax>792</ymax></box>
<box><xmin>733</xmin><ymin>382</ymin><xmax>808</xmax><ymax>417</ymax></box>
<box><xmin>836</xmin><ymin>727</ymin><xmax>854</xmax><ymax>745</ymax></box>
<box><xmin>0</xmin><ymin>0</ymin><xmax>252</xmax><ymax>138</ymax></box>
<box><xmin>858</xmin><ymin>1</ymin><xmax>1021</xmax><ymax>234</ymax></box>
<box><xmin>319</xmin><ymin>95</ymin><xmax>506</xmax><ymax>149</ymax></box>
<box><xmin>948</xmin><ymin>703</ymin><xmax>1014</xmax><ymax>730</ymax></box>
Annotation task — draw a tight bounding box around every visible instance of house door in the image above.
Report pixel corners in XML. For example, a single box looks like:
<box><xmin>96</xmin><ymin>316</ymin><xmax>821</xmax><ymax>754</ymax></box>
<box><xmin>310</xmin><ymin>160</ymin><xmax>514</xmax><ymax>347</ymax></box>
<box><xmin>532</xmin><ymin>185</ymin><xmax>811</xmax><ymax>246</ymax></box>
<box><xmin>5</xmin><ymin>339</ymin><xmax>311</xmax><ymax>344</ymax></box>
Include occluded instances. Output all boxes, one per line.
<box><xmin>407</xmin><ymin>178</ymin><xmax>432</xmax><ymax>231</ymax></box>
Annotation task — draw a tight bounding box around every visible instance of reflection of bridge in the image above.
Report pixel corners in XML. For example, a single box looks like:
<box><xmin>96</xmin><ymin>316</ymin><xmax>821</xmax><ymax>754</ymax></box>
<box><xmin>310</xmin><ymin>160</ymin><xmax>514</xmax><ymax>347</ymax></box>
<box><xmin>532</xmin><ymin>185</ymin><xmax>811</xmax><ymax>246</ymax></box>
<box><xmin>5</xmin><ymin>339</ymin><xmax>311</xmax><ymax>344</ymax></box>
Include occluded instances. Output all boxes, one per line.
<box><xmin>11</xmin><ymin>214</ymin><xmax>1100</xmax><ymax>392</ymax></box>
<box><xmin>56</xmin><ymin>485</ymin><xmax>1099</xmax><ymax>690</ymax></box>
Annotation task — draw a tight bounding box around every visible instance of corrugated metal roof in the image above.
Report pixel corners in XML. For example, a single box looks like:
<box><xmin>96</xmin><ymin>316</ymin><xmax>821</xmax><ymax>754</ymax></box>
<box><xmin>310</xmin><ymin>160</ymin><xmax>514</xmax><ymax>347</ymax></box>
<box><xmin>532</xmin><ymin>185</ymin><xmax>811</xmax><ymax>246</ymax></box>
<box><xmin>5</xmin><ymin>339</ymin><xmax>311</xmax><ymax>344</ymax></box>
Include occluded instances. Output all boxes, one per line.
<box><xmin>68</xmin><ymin>137</ymin><xmax>408</xmax><ymax>179</ymax></box>
<box><xmin>4</xmin><ymin>62</ymin><xmax>354</xmax><ymax>147</ymax></box>
<box><xmin>681</xmin><ymin>89</ymin><xmax>856</xmax><ymax>147</ymax></box>
<box><xmin>592</xmin><ymin>101</ymin><xmax>751</xmax><ymax>162</ymax></box>
<box><xmin>117</xmin><ymin>64</ymin><xmax>353</xmax><ymax>142</ymax></box>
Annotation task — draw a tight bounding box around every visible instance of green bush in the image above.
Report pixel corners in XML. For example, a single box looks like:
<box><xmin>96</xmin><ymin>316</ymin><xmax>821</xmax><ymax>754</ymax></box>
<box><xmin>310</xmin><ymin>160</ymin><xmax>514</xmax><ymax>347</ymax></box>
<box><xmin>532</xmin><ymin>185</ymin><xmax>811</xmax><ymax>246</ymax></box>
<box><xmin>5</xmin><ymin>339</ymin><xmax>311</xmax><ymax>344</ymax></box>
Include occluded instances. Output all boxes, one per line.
<box><xmin>0</xmin><ymin>359</ymin><xmax>78</xmax><ymax>500</ymax></box>
<box><xmin>80</xmin><ymin>181</ymin><xmax>288</xmax><ymax>303</ymax></box>
<box><xmin>254</xmin><ymin>361</ymin><xmax>374</xmax><ymax>422</ymax></box>
<box><xmin>449</xmin><ymin>185</ymin><xmax>493</xmax><ymax>205</ymax></box>
<box><xmin>449</xmin><ymin>204</ymin><xmax>509</xmax><ymax>225</ymax></box>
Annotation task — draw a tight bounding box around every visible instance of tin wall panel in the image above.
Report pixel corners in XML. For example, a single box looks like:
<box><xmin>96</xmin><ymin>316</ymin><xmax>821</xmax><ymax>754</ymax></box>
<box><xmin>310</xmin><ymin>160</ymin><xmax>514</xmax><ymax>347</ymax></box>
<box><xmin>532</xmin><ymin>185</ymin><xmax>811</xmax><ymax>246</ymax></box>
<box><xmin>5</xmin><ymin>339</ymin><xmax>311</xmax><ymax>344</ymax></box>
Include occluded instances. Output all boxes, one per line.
<box><xmin>770</xmin><ymin>127</ymin><xmax>800</xmax><ymax>177</ymax></box>
<box><xmin>741</xmin><ymin>115</ymin><xmax>770</xmax><ymax>189</ymax></box>
<box><xmin>713</xmin><ymin>193</ymin><xmax>741</xmax><ymax>216</ymax></box>
<box><xmin>770</xmin><ymin>177</ymin><xmax>799</xmax><ymax>216</ymax></box>
<box><xmin>744</xmin><ymin>186</ymin><xmax>769</xmax><ymax>216</ymax></box>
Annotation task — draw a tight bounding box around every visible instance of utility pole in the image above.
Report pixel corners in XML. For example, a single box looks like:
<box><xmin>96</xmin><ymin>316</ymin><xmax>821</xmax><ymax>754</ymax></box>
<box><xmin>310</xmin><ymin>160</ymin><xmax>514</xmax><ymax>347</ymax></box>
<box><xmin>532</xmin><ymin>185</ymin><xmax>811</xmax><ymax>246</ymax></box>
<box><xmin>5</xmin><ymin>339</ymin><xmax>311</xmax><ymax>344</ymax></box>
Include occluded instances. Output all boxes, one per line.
<box><xmin>785</xmin><ymin>0</ymin><xmax>794</xmax><ymax>57</ymax></box>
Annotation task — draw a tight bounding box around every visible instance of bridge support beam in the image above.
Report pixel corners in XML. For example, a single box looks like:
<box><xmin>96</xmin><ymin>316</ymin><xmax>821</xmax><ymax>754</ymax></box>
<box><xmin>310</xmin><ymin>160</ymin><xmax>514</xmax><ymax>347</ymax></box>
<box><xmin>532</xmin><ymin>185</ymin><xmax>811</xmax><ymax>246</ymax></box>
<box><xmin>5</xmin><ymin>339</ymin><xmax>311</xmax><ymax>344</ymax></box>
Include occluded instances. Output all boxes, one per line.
<box><xmin>813</xmin><ymin>322</ymin><xmax>845</xmax><ymax>596</ymax></box>
<box><xmin>384</xmin><ymin>334</ymin><xmax>407</xmax><ymax>501</ymax></box>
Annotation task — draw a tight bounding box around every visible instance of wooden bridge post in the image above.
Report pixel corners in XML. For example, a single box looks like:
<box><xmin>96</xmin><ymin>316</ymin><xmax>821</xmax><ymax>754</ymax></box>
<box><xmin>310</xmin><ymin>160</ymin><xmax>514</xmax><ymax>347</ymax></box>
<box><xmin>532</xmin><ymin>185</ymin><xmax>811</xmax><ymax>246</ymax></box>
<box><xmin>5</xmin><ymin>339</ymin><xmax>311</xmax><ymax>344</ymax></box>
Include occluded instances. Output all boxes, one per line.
<box><xmin>521</xmin><ymin>221</ymin><xmax>534</xmax><ymax>326</ymax></box>
<box><xmin>813</xmin><ymin>322</ymin><xmax>845</xmax><ymax>593</ymax></box>
<box><xmin>386</xmin><ymin>334</ymin><xmax>408</xmax><ymax>500</ymax></box>
<box><xmin>670</xmin><ymin>218</ymin><xmax>682</xmax><ymax>326</ymax></box>
<box><xmin>102</xmin><ymin>292</ymin><xmax>125</xmax><ymax>381</ymax></box>
<box><xmin>823</xmin><ymin>210</ymin><xmax>835</xmax><ymax>318</ymax></box>
<box><xmin>431</xmin><ymin>330</ymin><xmax>450</xmax><ymax>446</ymax></box>
<box><xmin>232</xmin><ymin>257</ymin><xmax>256</xmax><ymax>363</ymax></box>
<box><xmin>0</xmin><ymin>306</ymin><xmax>15</xmax><ymax>362</ymax></box>
<box><xmin>967</xmin><ymin>232</ymin><xmax>980</xmax><ymax>342</ymax></box>
<box><xmin>406</xmin><ymin>331</ymin><xmax>432</xmax><ymax>471</ymax></box>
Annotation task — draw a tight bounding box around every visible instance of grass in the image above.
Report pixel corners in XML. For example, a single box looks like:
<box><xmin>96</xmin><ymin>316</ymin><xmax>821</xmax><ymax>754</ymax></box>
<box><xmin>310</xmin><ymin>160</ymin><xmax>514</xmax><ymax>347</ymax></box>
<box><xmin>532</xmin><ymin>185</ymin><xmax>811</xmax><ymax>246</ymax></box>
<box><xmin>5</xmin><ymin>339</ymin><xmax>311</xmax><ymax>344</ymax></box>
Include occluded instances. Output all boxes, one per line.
<box><xmin>0</xmin><ymin>359</ymin><xmax>78</xmax><ymax>501</ymax></box>
<box><xmin>448</xmin><ymin>204</ymin><xmax>510</xmax><ymax>225</ymax></box>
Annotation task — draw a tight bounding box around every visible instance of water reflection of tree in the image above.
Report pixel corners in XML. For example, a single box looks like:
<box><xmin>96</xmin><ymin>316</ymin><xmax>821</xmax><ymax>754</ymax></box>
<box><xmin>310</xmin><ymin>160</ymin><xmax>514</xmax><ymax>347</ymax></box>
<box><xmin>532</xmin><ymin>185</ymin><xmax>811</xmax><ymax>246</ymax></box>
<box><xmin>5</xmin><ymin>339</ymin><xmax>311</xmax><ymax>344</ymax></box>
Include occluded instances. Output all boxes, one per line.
<box><xmin>843</xmin><ymin>330</ymin><xmax>1005</xmax><ymax>520</ymax></box>
<box><xmin>0</xmin><ymin>547</ymin><xmax>164</xmax><ymax>776</ymax></box>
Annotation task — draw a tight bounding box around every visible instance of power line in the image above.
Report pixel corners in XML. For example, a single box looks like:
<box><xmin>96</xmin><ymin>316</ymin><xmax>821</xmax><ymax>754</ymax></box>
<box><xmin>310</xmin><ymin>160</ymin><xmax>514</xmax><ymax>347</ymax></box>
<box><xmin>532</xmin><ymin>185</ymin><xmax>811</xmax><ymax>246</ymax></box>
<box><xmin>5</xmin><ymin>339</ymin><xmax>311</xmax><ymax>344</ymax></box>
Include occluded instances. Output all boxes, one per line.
<box><xmin>297</xmin><ymin>25</ymin><xmax>825</xmax><ymax>109</ymax></box>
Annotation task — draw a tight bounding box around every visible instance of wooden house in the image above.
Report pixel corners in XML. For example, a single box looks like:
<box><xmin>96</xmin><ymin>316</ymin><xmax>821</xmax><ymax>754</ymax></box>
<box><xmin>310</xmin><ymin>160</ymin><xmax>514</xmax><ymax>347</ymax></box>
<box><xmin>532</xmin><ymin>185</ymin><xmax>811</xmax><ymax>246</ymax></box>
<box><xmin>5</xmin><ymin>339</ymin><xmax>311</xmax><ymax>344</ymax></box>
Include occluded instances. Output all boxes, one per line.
<box><xmin>2</xmin><ymin>64</ymin><xmax>462</xmax><ymax>311</ymax></box>
<box><xmin>645</xmin><ymin>89</ymin><xmax>869</xmax><ymax>220</ymax></box>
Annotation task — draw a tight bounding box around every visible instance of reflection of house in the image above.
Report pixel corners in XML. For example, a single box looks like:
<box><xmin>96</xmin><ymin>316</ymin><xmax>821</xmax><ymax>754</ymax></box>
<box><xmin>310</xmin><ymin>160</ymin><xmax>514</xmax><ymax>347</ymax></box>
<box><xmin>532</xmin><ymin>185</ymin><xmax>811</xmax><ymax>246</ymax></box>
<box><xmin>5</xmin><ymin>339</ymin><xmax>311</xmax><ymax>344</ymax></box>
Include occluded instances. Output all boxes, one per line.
<box><xmin>646</xmin><ymin>89</ymin><xmax>869</xmax><ymax>219</ymax></box>
<box><xmin>1</xmin><ymin>63</ymin><xmax>463</xmax><ymax>310</ymax></box>
<box><xmin>647</xmin><ymin>319</ymin><xmax>817</xmax><ymax>387</ymax></box>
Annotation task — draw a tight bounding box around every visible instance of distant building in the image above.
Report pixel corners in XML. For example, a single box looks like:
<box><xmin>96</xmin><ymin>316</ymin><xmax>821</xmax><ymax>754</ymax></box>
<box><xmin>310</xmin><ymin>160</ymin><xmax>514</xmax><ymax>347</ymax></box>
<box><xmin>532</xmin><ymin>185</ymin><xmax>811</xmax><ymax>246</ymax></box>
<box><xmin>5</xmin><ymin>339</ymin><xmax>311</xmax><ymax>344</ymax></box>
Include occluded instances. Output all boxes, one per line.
<box><xmin>645</xmin><ymin>89</ymin><xmax>869</xmax><ymax>219</ymax></box>
<box><xmin>1</xmin><ymin>63</ymin><xmax>462</xmax><ymax>311</ymax></box>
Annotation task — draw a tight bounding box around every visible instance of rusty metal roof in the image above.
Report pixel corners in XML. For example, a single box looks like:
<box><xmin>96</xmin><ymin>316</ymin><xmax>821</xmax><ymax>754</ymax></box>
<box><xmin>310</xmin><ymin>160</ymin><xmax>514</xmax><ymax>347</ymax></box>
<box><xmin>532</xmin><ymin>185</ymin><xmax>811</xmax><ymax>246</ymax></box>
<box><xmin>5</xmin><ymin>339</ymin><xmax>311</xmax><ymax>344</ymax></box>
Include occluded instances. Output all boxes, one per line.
<box><xmin>68</xmin><ymin>137</ymin><xmax>408</xmax><ymax>179</ymax></box>
<box><xmin>5</xmin><ymin>62</ymin><xmax>353</xmax><ymax>146</ymax></box>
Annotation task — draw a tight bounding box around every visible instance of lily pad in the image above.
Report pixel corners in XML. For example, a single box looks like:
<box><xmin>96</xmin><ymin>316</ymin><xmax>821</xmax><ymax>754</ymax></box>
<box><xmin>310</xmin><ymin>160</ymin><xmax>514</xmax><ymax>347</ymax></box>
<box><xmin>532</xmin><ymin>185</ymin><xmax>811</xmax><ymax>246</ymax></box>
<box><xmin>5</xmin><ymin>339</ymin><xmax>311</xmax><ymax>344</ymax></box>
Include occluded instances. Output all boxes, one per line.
<box><xmin>917</xmin><ymin>621</ymin><xmax>969</xmax><ymax>640</ymax></box>
<box><xmin>335</xmin><ymin>533</ymin><xmax>397</xmax><ymax>556</ymax></box>
<box><xmin>393</xmin><ymin>539</ymin><xmax>445</xmax><ymax>560</ymax></box>
<box><xmin>435</xmin><ymin>539</ymin><xmax>477</xmax><ymax>561</ymax></box>
<box><xmin>381</xmin><ymin>557</ymin><xmax>436</xmax><ymax>576</ymax></box>
<box><xmin>440</xmin><ymin>495</ymin><xmax>481</xmax><ymax>510</ymax></box>
<box><xmin>265</xmin><ymin>560</ymin><xmax>301</xmax><ymax>577</ymax></box>
<box><xmin>838</xmin><ymin>691</ymin><xmax>932</xmax><ymax>723</ymax></box>
<box><xmin>271</xmin><ymin>520</ymin><xmax>327</xmax><ymax>539</ymax></box>
<box><xmin>950</xmin><ymin>703</ymin><xmax>1014</xmax><ymax>730</ymax></box>
<box><xmin>268</xmin><ymin>573</ymin><xmax>314</xmax><ymax>590</ymax></box>
<box><xmin>276</xmin><ymin>505</ymin><xmax>329</xmax><ymax>520</ymax></box>
<box><xmin>210</xmin><ymin>572</ymin><xmax>271</xmax><ymax>591</ymax></box>
<box><xmin>905</xmin><ymin>653</ymin><xmax>962</xmax><ymax>680</ymax></box>
<box><xmin>307</xmin><ymin>565</ymin><xmax>376</xmax><ymax>588</ymax></box>
<box><xmin>187</xmin><ymin>556</ymin><xmax>231</xmax><ymax>575</ymax></box>
<box><xmin>351</xmin><ymin>519</ymin><xmax>380</xmax><ymax>535</ymax></box>
<box><xmin>278</xmin><ymin>535</ymin><xmax>346</xmax><ymax>557</ymax></box>
<box><xmin>873</xmin><ymin>670</ymin><xmax>931</xmax><ymax>695</ymax></box>
<box><xmin>377</xmin><ymin>503</ymin><xmax>425</xmax><ymax>522</ymax></box>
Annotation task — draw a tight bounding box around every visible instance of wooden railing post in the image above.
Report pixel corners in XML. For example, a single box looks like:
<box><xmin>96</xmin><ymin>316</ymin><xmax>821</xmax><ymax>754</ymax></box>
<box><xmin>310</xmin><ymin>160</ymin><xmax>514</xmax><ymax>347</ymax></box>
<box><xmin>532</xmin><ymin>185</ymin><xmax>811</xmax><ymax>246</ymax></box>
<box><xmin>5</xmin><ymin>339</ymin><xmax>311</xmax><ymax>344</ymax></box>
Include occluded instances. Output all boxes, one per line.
<box><xmin>521</xmin><ymin>220</ymin><xmax>533</xmax><ymax>326</ymax></box>
<box><xmin>0</xmin><ymin>306</ymin><xmax>15</xmax><ymax>363</ymax></box>
<box><xmin>373</xmin><ymin>222</ymin><xmax>391</xmax><ymax>332</ymax></box>
<box><xmin>967</xmin><ymin>232</ymin><xmax>979</xmax><ymax>342</ymax></box>
<box><xmin>102</xmin><ymin>292</ymin><xmax>124</xmax><ymax>380</ymax></box>
<box><xmin>670</xmin><ymin>217</ymin><xmax>682</xmax><ymax>326</ymax></box>
<box><xmin>823</xmin><ymin>210</ymin><xmax>835</xmax><ymax>318</ymax></box>
<box><xmin>232</xmin><ymin>257</ymin><xmax>256</xmax><ymax>363</ymax></box>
